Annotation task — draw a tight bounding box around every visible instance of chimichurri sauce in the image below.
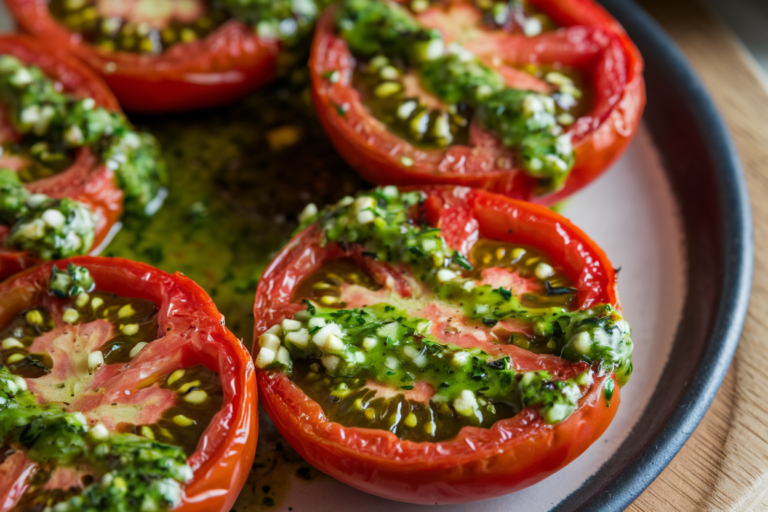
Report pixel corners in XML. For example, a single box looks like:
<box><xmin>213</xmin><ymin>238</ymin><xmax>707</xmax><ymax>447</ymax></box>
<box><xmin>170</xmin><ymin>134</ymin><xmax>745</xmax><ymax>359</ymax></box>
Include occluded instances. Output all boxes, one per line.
<box><xmin>106</xmin><ymin>82</ymin><xmax>367</xmax><ymax>340</ymax></box>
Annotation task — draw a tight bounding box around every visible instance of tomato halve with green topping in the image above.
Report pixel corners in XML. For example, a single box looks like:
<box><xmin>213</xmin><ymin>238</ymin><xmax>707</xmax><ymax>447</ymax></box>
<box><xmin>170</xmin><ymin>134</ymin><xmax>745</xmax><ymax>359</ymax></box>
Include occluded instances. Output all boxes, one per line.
<box><xmin>7</xmin><ymin>0</ymin><xmax>331</xmax><ymax>113</ymax></box>
<box><xmin>0</xmin><ymin>257</ymin><xmax>257</xmax><ymax>512</ymax></box>
<box><xmin>253</xmin><ymin>186</ymin><xmax>633</xmax><ymax>504</ymax></box>
<box><xmin>310</xmin><ymin>0</ymin><xmax>645</xmax><ymax>204</ymax></box>
<box><xmin>0</xmin><ymin>35</ymin><xmax>165</xmax><ymax>280</ymax></box>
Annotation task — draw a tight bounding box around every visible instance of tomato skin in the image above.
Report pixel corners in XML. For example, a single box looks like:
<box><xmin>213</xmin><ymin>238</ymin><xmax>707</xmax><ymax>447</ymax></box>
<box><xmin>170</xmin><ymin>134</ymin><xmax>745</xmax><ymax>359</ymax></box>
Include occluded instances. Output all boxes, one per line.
<box><xmin>6</xmin><ymin>0</ymin><xmax>279</xmax><ymax>113</ymax></box>
<box><xmin>0</xmin><ymin>35</ymin><xmax>124</xmax><ymax>281</ymax></box>
<box><xmin>309</xmin><ymin>1</ymin><xmax>645</xmax><ymax>205</ymax></box>
<box><xmin>253</xmin><ymin>186</ymin><xmax>622</xmax><ymax>504</ymax></box>
<box><xmin>0</xmin><ymin>256</ymin><xmax>258</xmax><ymax>512</ymax></box>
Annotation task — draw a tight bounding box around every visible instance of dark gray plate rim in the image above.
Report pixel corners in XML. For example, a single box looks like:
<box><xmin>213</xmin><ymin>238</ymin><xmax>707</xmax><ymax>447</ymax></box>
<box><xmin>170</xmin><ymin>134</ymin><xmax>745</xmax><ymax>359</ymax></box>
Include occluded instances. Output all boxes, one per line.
<box><xmin>551</xmin><ymin>0</ymin><xmax>754</xmax><ymax>510</ymax></box>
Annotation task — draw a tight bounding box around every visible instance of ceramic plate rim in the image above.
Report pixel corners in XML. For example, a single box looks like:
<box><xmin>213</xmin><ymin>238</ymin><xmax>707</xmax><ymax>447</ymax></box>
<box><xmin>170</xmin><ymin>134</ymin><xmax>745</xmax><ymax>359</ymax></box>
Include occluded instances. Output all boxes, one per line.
<box><xmin>550</xmin><ymin>1</ymin><xmax>754</xmax><ymax>510</ymax></box>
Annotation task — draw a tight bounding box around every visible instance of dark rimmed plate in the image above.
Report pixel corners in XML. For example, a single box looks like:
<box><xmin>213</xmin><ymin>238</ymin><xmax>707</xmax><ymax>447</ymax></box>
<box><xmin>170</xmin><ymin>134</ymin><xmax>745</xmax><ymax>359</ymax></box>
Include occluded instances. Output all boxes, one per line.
<box><xmin>553</xmin><ymin>0</ymin><xmax>753</xmax><ymax>509</ymax></box>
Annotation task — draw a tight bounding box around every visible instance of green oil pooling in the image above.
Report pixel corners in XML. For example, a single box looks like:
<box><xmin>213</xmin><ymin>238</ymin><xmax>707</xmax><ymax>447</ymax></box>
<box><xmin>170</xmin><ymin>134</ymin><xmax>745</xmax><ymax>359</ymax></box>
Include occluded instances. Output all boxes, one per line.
<box><xmin>106</xmin><ymin>83</ymin><xmax>366</xmax><ymax>340</ymax></box>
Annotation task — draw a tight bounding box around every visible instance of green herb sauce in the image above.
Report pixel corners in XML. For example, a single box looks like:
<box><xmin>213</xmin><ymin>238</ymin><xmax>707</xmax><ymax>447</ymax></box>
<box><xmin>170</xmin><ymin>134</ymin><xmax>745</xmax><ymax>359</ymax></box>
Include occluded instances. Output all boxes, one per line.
<box><xmin>0</xmin><ymin>55</ymin><xmax>165</xmax><ymax>260</ymax></box>
<box><xmin>0</xmin><ymin>265</ymin><xmax>229</xmax><ymax>510</ymax></box>
<box><xmin>334</xmin><ymin>0</ymin><xmax>577</xmax><ymax>189</ymax></box>
<box><xmin>49</xmin><ymin>262</ymin><xmax>96</xmax><ymax>298</ymax></box>
<box><xmin>1</xmin><ymin>368</ymin><xmax>192</xmax><ymax>512</ymax></box>
<box><xmin>259</xmin><ymin>303</ymin><xmax>588</xmax><ymax>435</ymax></box>
<box><xmin>221</xmin><ymin>0</ymin><xmax>331</xmax><ymax>43</ymax></box>
<box><xmin>0</xmin><ymin>169</ymin><xmax>96</xmax><ymax>260</ymax></box>
<box><xmin>0</xmin><ymin>55</ymin><xmax>165</xmax><ymax>214</ymax></box>
<box><xmin>318</xmin><ymin>189</ymin><xmax>632</xmax><ymax>384</ymax></box>
<box><xmin>298</xmin><ymin>186</ymin><xmax>632</xmax><ymax>388</ymax></box>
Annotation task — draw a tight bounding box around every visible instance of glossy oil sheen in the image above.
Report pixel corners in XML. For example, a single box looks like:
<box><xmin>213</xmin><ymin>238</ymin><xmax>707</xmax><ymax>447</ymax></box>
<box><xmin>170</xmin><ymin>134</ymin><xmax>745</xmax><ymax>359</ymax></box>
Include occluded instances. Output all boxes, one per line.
<box><xmin>106</xmin><ymin>85</ymin><xmax>367</xmax><ymax>338</ymax></box>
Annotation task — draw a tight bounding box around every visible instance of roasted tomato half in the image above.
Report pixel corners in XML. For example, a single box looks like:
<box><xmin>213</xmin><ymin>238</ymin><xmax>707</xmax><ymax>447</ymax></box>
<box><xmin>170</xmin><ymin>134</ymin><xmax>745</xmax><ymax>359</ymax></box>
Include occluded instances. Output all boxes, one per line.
<box><xmin>0</xmin><ymin>35</ymin><xmax>121</xmax><ymax>280</ymax></box>
<box><xmin>0</xmin><ymin>257</ymin><xmax>257</xmax><ymax>512</ymax></box>
<box><xmin>5</xmin><ymin>0</ymin><xmax>323</xmax><ymax>113</ymax></box>
<box><xmin>310</xmin><ymin>0</ymin><xmax>645</xmax><ymax>205</ymax></box>
<box><xmin>0</xmin><ymin>35</ymin><xmax>165</xmax><ymax>281</ymax></box>
<box><xmin>253</xmin><ymin>185</ymin><xmax>633</xmax><ymax>503</ymax></box>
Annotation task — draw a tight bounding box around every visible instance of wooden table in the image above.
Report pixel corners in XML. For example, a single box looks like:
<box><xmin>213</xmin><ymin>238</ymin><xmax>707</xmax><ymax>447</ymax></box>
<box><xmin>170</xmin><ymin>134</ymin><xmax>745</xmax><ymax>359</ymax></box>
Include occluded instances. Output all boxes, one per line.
<box><xmin>629</xmin><ymin>0</ymin><xmax>768</xmax><ymax>509</ymax></box>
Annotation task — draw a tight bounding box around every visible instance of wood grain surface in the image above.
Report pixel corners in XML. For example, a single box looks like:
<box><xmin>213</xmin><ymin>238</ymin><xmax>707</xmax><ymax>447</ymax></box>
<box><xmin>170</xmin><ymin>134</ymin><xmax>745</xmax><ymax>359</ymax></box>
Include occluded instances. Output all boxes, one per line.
<box><xmin>628</xmin><ymin>0</ymin><xmax>768</xmax><ymax>510</ymax></box>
